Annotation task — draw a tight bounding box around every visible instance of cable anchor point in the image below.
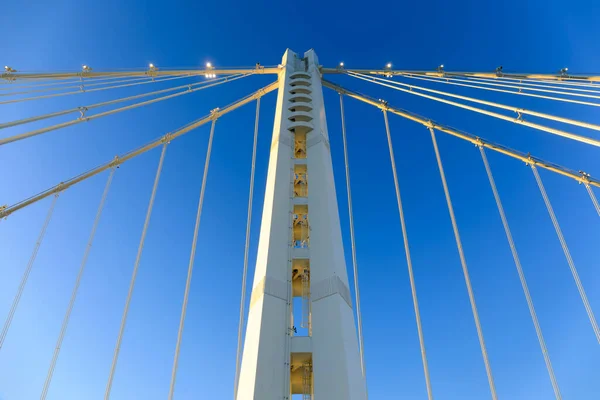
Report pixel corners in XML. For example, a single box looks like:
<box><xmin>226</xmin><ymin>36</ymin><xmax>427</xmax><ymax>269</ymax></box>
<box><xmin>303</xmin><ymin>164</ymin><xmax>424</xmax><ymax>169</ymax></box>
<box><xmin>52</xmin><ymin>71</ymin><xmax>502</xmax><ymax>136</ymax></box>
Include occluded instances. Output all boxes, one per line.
<box><xmin>495</xmin><ymin>66</ymin><xmax>503</xmax><ymax>77</ymax></box>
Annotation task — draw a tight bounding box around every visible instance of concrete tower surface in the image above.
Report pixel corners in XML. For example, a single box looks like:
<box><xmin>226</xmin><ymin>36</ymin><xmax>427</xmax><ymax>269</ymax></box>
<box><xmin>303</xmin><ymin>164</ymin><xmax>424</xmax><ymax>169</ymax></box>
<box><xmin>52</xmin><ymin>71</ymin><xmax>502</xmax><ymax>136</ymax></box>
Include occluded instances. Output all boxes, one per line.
<box><xmin>236</xmin><ymin>49</ymin><xmax>367</xmax><ymax>400</ymax></box>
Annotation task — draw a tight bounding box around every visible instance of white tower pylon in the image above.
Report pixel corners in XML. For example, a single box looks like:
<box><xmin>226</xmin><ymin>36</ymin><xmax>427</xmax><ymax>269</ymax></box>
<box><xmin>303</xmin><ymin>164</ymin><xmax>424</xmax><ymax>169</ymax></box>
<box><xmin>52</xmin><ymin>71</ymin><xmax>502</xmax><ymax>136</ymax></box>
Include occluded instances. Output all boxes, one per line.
<box><xmin>236</xmin><ymin>49</ymin><xmax>367</xmax><ymax>400</ymax></box>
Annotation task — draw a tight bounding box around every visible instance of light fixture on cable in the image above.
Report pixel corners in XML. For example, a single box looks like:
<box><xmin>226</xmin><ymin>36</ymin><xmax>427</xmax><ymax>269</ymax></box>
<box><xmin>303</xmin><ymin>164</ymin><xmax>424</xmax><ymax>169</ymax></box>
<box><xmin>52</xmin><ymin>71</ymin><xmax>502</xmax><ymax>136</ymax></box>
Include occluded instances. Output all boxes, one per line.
<box><xmin>384</xmin><ymin>62</ymin><xmax>392</xmax><ymax>77</ymax></box>
<box><xmin>205</xmin><ymin>62</ymin><xmax>216</xmax><ymax>78</ymax></box>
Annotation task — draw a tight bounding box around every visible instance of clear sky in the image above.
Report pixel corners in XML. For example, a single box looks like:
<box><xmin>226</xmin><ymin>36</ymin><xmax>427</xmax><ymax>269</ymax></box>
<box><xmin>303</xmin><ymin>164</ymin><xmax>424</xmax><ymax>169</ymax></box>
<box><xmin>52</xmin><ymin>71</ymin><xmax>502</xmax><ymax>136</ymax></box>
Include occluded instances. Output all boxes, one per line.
<box><xmin>1</xmin><ymin>0</ymin><xmax>600</xmax><ymax>399</ymax></box>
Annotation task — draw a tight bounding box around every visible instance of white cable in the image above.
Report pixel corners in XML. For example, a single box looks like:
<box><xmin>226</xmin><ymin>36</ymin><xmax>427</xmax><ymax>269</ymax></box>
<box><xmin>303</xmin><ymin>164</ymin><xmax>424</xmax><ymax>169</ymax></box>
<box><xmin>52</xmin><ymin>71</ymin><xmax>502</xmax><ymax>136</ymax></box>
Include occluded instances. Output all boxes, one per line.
<box><xmin>463</xmin><ymin>75</ymin><xmax>600</xmax><ymax>95</ymax></box>
<box><xmin>348</xmin><ymin>72</ymin><xmax>600</xmax><ymax>133</ymax></box>
<box><xmin>398</xmin><ymin>73</ymin><xmax>600</xmax><ymax>108</ymax></box>
<box><xmin>411</xmin><ymin>73</ymin><xmax>600</xmax><ymax>100</ymax></box>
<box><xmin>585</xmin><ymin>184</ymin><xmax>600</xmax><ymax>217</ymax></box>
<box><xmin>347</xmin><ymin>72</ymin><xmax>600</xmax><ymax>148</ymax></box>
<box><xmin>40</xmin><ymin>168</ymin><xmax>116</xmax><ymax>400</ymax></box>
<box><xmin>168</xmin><ymin>119</ymin><xmax>216</xmax><ymax>399</ymax></box>
<box><xmin>0</xmin><ymin>74</ymin><xmax>234</xmax><ymax>130</ymax></box>
<box><xmin>0</xmin><ymin>193</ymin><xmax>60</xmax><ymax>350</ymax></box>
<box><xmin>382</xmin><ymin>110</ymin><xmax>433</xmax><ymax>400</ymax></box>
<box><xmin>234</xmin><ymin>99</ymin><xmax>260</xmax><ymax>400</ymax></box>
<box><xmin>531</xmin><ymin>165</ymin><xmax>600</xmax><ymax>344</ymax></box>
<box><xmin>340</xmin><ymin>95</ymin><xmax>369</xmax><ymax>387</ymax></box>
<box><xmin>479</xmin><ymin>147</ymin><xmax>561</xmax><ymax>399</ymax></box>
<box><xmin>0</xmin><ymin>75</ymin><xmax>172</xmax><ymax>97</ymax></box>
<box><xmin>0</xmin><ymin>81</ymin><xmax>279</xmax><ymax>220</ymax></box>
<box><xmin>0</xmin><ymin>74</ymin><xmax>197</xmax><ymax>105</ymax></box>
<box><xmin>104</xmin><ymin>143</ymin><xmax>168</xmax><ymax>399</ymax></box>
<box><xmin>429</xmin><ymin>127</ymin><xmax>497</xmax><ymax>399</ymax></box>
<box><xmin>0</xmin><ymin>74</ymin><xmax>250</xmax><ymax>146</ymax></box>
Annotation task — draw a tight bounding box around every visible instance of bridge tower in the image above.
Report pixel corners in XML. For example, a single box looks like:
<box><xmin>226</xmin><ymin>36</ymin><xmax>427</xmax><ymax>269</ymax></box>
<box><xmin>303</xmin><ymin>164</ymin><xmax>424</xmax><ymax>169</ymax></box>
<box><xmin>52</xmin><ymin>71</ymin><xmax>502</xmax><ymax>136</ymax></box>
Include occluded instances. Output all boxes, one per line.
<box><xmin>235</xmin><ymin>49</ymin><xmax>367</xmax><ymax>400</ymax></box>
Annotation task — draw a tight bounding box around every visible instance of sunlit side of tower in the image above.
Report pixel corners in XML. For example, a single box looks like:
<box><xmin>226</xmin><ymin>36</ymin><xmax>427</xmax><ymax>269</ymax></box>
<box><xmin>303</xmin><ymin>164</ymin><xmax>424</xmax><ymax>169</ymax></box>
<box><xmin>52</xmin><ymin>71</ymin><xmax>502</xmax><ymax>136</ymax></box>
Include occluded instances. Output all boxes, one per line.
<box><xmin>236</xmin><ymin>49</ymin><xmax>367</xmax><ymax>400</ymax></box>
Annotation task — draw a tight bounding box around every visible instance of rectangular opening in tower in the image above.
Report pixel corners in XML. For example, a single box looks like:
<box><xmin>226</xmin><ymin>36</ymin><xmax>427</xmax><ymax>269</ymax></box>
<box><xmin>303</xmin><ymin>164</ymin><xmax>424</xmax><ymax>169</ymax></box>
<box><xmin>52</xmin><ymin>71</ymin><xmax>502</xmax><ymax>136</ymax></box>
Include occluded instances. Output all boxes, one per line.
<box><xmin>294</xmin><ymin>164</ymin><xmax>308</xmax><ymax>197</ymax></box>
<box><xmin>290</xmin><ymin>352</ymin><xmax>313</xmax><ymax>397</ymax></box>
<box><xmin>294</xmin><ymin>131</ymin><xmax>307</xmax><ymax>159</ymax></box>
<box><xmin>292</xmin><ymin>259</ymin><xmax>311</xmax><ymax>335</ymax></box>
<box><xmin>293</xmin><ymin>204</ymin><xmax>309</xmax><ymax>248</ymax></box>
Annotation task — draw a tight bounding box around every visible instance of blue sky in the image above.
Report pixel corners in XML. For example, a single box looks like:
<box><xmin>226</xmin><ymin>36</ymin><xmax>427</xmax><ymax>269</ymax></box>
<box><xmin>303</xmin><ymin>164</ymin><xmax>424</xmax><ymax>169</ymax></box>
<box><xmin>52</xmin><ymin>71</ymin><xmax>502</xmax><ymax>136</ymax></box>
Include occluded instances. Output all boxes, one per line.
<box><xmin>1</xmin><ymin>0</ymin><xmax>600</xmax><ymax>399</ymax></box>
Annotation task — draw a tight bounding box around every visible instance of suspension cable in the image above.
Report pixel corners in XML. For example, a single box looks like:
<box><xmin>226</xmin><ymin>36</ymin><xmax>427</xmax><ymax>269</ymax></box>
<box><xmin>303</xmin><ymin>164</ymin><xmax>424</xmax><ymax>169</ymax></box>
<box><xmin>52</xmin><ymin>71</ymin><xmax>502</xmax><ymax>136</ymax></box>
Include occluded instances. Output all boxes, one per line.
<box><xmin>0</xmin><ymin>192</ymin><xmax>60</xmax><ymax>350</ymax></box>
<box><xmin>0</xmin><ymin>74</ymin><xmax>157</xmax><ymax>90</ymax></box>
<box><xmin>530</xmin><ymin>165</ymin><xmax>600</xmax><ymax>343</ymax></box>
<box><xmin>347</xmin><ymin>73</ymin><xmax>600</xmax><ymax>148</ymax></box>
<box><xmin>40</xmin><ymin>168</ymin><xmax>116</xmax><ymax>400</ymax></box>
<box><xmin>2</xmin><ymin>67</ymin><xmax>278</xmax><ymax>81</ymax></box>
<box><xmin>479</xmin><ymin>147</ymin><xmax>561</xmax><ymax>399</ymax></box>
<box><xmin>382</xmin><ymin>110</ymin><xmax>433</xmax><ymax>400</ymax></box>
<box><xmin>0</xmin><ymin>74</ymin><xmax>234</xmax><ymax>131</ymax></box>
<box><xmin>0</xmin><ymin>75</ymin><xmax>175</xmax><ymax>98</ymax></box>
<box><xmin>472</xmin><ymin>75</ymin><xmax>600</xmax><ymax>90</ymax></box>
<box><xmin>0</xmin><ymin>74</ymin><xmax>198</xmax><ymax>106</ymax></box>
<box><xmin>425</xmin><ymin>74</ymin><xmax>600</xmax><ymax>100</ymax></box>
<box><xmin>429</xmin><ymin>127</ymin><xmax>497</xmax><ymax>399</ymax></box>
<box><xmin>340</xmin><ymin>94</ymin><xmax>369</xmax><ymax>386</ymax></box>
<box><xmin>0</xmin><ymin>81</ymin><xmax>278</xmax><ymax>220</ymax></box>
<box><xmin>463</xmin><ymin>75</ymin><xmax>600</xmax><ymax>95</ymax></box>
<box><xmin>323</xmin><ymin>68</ymin><xmax>600</xmax><ymax>85</ymax></box>
<box><xmin>0</xmin><ymin>74</ymin><xmax>250</xmax><ymax>146</ymax></box>
<box><xmin>234</xmin><ymin>98</ymin><xmax>260</xmax><ymax>400</ymax></box>
<box><xmin>168</xmin><ymin>118</ymin><xmax>216</xmax><ymax>399</ymax></box>
<box><xmin>397</xmin><ymin>73</ymin><xmax>600</xmax><ymax>108</ymax></box>
<box><xmin>322</xmin><ymin>80</ymin><xmax>600</xmax><ymax>189</ymax></box>
<box><xmin>348</xmin><ymin>72</ymin><xmax>600</xmax><ymax>133</ymax></box>
<box><xmin>104</xmin><ymin>143</ymin><xmax>168</xmax><ymax>399</ymax></box>
<box><xmin>585</xmin><ymin>184</ymin><xmax>600</xmax><ymax>217</ymax></box>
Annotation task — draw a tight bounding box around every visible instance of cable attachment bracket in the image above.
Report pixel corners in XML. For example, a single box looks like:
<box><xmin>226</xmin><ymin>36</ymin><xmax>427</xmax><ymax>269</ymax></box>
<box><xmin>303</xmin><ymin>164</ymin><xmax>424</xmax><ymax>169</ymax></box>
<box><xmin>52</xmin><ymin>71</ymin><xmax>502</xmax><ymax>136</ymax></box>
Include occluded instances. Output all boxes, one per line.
<box><xmin>515</xmin><ymin>110</ymin><xmax>524</xmax><ymax>121</ymax></box>
<box><xmin>524</xmin><ymin>153</ymin><xmax>535</xmax><ymax>167</ymax></box>
<box><xmin>210</xmin><ymin>107</ymin><xmax>220</xmax><ymax>120</ymax></box>
<box><xmin>55</xmin><ymin>183</ymin><xmax>65</xmax><ymax>196</ymax></box>
<box><xmin>147</xmin><ymin>63</ymin><xmax>158</xmax><ymax>80</ymax></box>
<box><xmin>579</xmin><ymin>170</ymin><xmax>591</xmax><ymax>185</ymax></box>
<box><xmin>377</xmin><ymin>98</ymin><xmax>389</xmax><ymax>110</ymax></box>
<box><xmin>2</xmin><ymin>66</ymin><xmax>17</xmax><ymax>81</ymax></box>
<box><xmin>80</xmin><ymin>65</ymin><xmax>92</xmax><ymax>79</ymax></box>
<box><xmin>110</xmin><ymin>155</ymin><xmax>122</xmax><ymax>169</ymax></box>
<box><xmin>161</xmin><ymin>133</ymin><xmax>174</xmax><ymax>144</ymax></box>
<box><xmin>78</xmin><ymin>106</ymin><xmax>89</xmax><ymax>119</ymax></box>
<box><xmin>474</xmin><ymin>137</ymin><xmax>484</xmax><ymax>148</ymax></box>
